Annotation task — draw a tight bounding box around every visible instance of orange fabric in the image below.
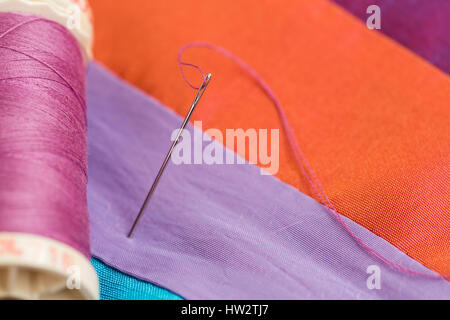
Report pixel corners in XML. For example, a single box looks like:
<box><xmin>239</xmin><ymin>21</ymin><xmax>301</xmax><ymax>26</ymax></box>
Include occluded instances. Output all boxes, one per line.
<box><xmin>90</xmin><ymin>0</ymin><xmax>450</xmax><ymax>275</ymax></box>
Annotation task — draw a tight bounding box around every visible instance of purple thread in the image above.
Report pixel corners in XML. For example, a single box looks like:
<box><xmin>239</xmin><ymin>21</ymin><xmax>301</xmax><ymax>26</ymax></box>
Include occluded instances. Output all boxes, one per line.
<box><xmin>177</xmin><ymin>42</ymin><xmax>448</xmax><ymax>278</ymax></box>
<box><xmin>0</xmin><ymin>13</ymin><xmax>89</xmax><ymax>257</ymax></box>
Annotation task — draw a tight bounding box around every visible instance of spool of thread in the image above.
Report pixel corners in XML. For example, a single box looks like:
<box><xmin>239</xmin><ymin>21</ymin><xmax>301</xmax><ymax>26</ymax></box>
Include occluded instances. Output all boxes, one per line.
<box><xmin>0</xmin><ymin>0</ymin><xmax>98</xmax><ymax>299</ymax></box>
<box><xmin>0</xmin><ymin>0</ymin><xmax>93</xmax><ymax>60</ymax></box>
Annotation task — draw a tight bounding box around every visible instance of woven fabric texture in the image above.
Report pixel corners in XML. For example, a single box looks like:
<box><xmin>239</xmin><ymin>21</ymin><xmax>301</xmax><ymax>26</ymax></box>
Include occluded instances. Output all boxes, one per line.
<box><xmin>92</xmin><ymin>258</ymin><xmax>182</xmax><ymax>300</ymax></box>
<box><xmin>89</xmin><ymin>0</ymin><xmax>450</xmax><ymax>276</ymax></box>
<box><xmin>333</xmin><ymin>0</ymin><xmax>450</xmax><ymax>74</ymax></box>
<box><xmin>86</xmin><ymin>62</ymin><xmax>450</xmax><ymax>299</ymax></box>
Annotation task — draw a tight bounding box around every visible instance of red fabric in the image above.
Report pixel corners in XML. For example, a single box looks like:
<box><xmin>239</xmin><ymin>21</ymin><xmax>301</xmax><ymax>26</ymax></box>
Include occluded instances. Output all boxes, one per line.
<box><xmin>90</xmin><ymin>0</ymin><xmax>450</xmax><ymax>276</ymax></box>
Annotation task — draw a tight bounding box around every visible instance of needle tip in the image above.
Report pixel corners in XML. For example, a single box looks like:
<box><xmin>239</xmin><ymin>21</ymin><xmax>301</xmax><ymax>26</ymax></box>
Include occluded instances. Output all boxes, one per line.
<box><xmin>127</xmin><ymin>72</ymin><xmax>212</xmax><ymax>237</ymax></box>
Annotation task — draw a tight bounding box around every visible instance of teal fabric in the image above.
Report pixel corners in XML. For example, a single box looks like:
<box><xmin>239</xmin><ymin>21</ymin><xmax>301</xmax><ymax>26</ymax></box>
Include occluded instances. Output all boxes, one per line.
<box><xmin>92</xmin><ymin>258</ymin><xmax>183</xmax><ymax>300</ymax></box>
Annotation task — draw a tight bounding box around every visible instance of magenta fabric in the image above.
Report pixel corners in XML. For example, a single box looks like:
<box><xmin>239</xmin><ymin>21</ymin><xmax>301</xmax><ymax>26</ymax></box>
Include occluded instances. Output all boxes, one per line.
<box><xmin>333</xmin><ymin>0</ymin><xmax>450</xmax><ymax>74</ymax></box>
<box><xmin>86</xmin><ymin>62</ymin><xmax>450</xmax><ymax>299</ymax></box>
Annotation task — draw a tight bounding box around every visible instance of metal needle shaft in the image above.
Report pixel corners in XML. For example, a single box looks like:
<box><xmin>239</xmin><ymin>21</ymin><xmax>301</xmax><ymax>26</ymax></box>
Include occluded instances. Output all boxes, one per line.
<box><xmin>127</xmin><ymin>73</ymin><xmax>212</xmax><ymax>238</ymax></box>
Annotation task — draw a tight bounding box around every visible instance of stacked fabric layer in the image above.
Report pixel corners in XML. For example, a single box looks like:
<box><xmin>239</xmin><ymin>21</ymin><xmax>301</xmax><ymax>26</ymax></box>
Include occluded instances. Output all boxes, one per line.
<box><xmin>85</xmin><ymin>0</ymin><xmax>450</xmax><ymax>299</ymax></box>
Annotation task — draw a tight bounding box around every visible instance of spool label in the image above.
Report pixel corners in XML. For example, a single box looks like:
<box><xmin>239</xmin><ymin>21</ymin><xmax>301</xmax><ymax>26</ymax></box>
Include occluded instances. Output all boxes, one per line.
<box><xmin>0</xmin><ymin>233</ymin><xmax>99</xmax><ymax>299</ymax></box>
<box><xmin>0</xmin><ymin>234</ymin><xmax>77</xmax><ymax>272</ymax></box>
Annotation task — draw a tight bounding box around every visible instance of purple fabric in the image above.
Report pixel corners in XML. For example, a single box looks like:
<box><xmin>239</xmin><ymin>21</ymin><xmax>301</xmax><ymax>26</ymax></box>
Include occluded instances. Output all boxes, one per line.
<box><xmin>86</xmin><ymin>62</ymin><xmax>450</xmax><ymax>299</ymax></box>
<box><xmin>332</xmin><ymin>0</ymin><xmax>450</xmax><ymax>74</ymax></box>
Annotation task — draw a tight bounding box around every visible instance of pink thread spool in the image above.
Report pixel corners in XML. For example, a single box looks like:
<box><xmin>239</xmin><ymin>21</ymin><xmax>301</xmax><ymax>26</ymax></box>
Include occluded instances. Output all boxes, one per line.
<box><xmin>0</xmin><ymin>0</ymin><xmax>98</xmax><ymax>300</ymax></box>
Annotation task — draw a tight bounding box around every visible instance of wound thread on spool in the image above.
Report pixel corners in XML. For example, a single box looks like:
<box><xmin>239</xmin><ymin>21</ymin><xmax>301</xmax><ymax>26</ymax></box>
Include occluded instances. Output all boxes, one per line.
<box><xmin>0</xmin><ymin>0</ymin><xmax>93</xmax><ymax>60</ymax></box>
<box><xmin>0</xmin><ymin>2</ymin><xmax>98</xmax><ymax>300</ymax></box>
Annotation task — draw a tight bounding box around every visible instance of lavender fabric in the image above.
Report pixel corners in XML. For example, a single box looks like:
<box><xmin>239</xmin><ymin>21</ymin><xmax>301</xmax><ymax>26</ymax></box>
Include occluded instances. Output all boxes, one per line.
<box><xmin>86</xmin><ymin>62</ymin><xmax>450</xmax><ymax>299</ymax></box>
<box><xmin>333</xmin><ymin>0</ymin><xmax>450</xmax><ymax>74</ymax></box>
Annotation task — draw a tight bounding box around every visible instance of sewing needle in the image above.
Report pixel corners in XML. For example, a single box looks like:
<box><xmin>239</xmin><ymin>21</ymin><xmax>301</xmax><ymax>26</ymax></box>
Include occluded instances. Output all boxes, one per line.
<box><xmin>127</xmin><ymin>73</ymin><xmax>212</xmax><ymax>238</ymax></box>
